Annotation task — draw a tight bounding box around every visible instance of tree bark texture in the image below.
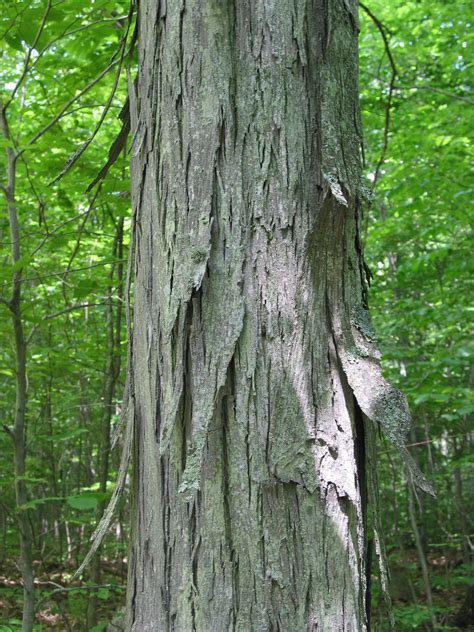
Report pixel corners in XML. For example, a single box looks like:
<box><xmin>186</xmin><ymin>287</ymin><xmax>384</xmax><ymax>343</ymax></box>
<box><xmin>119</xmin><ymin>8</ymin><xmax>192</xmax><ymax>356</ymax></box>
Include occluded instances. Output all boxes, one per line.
<box><xmin>125</xmin><ymin>1</ymin><xmax>420</xmax><ymax>629</ymax></box>
<box><xmin>1</xmin><ymin>102</ymin><xmax>35</xmax><ymax>632</ymax></box>
<box><xmin>87</xmin><ymin>219</ymin><xmax>124</xmax><ymax>629</ymax></box>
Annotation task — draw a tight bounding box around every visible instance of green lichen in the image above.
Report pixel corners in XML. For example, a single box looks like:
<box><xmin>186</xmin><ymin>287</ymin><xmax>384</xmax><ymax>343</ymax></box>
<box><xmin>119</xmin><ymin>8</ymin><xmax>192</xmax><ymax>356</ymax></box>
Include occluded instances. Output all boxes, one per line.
<box><xmin>373</xmin><ymin>387</ymin><xmax>411</xmax><ymax>448</ymax></box>
<box><xmin>190</xmin><ymin>246</ymin><xmax>208</xmax><ymax>264</ymax></box>
<box><xmin>178</xmin><ymin>436</ymin><xmax>206</xmax><ymax>501</ymax></box>
<box><xmin>358</xmin><ymin>180</ymin><xmax>374</xmax><ymax>203</ymax></box>
<box><xmin>351</xmin><ymin>304</ymin><xmax>377</xmax><ymax>342</ymax></box>
<box><xmin>347</xmin><ymin>345</ymin><xmax>370</xmax><ymax>363</ymax></box>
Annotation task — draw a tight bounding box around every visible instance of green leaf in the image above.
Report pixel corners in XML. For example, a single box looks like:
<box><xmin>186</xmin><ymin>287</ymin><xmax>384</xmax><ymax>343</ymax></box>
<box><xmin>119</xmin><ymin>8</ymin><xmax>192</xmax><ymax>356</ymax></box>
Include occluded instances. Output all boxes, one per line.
<box><xmin>96</xmin><ymin>587</ymin><xmax>110</xmax><ymax>600</ymax></box>
<box><xmin>66</xmin><ymin>495</ymin><xmax>98</xmax><ymax>510</ymax></box>
<box><xmin>20</xmin><ymin>496</ymin><xmax>63</xmax><ymax>510</ymax></box>
<box><xmin>4</xmin><ymin>34</ymin><xmax>24</xmax><ymax>51</ymax></box>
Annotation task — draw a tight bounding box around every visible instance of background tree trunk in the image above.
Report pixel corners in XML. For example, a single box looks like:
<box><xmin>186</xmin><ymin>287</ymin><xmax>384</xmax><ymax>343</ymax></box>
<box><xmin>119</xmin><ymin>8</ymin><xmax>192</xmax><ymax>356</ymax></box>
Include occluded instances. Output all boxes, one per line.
<box><xmin>1</xmin><ymin>101</ymin><xmax>35</xmax><ymax>632</ymax></box>
<box><xmin>126</xmin><ymin>1</ymin><xmax>392</xmax><ymax>629</ymax></box>
<box><xmin>87</xmin><ymin>218</ymin><xmax>124</xmax><ymax>629</ymax></box>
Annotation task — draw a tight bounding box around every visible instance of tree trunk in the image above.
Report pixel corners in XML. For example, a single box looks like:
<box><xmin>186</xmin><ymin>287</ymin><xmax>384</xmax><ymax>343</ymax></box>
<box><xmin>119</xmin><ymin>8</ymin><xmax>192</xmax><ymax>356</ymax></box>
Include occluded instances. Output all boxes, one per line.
<box><xmin>87</xmin><ymin>218</ymin><xmax>124</xmax><ymax>629</ymax></box>
<box><xmin>407</xmin><ymin>485</ymin><xmax>437</xmax><ymax>631</ymax></box>
<box><xmin>125</xmin><ymin>1</ymin><xmax>417</xmax><ymax>629</ymax></box>
<box><xmin>1</xmin><ymin>101</ymin><xmax>35</xmax><ymax>632</ymax></box>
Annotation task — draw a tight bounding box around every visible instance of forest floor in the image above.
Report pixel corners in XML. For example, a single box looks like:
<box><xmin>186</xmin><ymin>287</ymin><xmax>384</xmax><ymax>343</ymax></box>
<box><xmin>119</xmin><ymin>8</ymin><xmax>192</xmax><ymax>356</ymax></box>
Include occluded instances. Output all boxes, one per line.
<box><xmin>0</xmin><ymin>552</ymin><xmax>472</xmax><ymax>631</ymax></box>
<box><xmin>0</xmin><ymin>558</ymin><xmax>125</xmax><ymax>631</ymax></box>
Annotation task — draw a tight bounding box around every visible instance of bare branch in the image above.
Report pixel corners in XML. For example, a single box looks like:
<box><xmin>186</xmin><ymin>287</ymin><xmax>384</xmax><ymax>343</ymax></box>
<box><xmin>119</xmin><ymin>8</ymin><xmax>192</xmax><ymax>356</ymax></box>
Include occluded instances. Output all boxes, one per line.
<box><xmin>360</xmin><ymin>3</ymin><xmax>398</xmax><ymax>246</ymax></box>
<box><xmin>3</xmin><ymin>0</ymin><xmax>53</xmax><ymax>111</ymax></box>
<box><xmin>26</xmin><ymin>302</ymin><xmax>109</xmax><ymax>345</ymax></box>
<box><xmin>42</xmin><ymin>301</ymin><xmax>107</xmax><ymax>322</ymax></box>
<box><xmin>29</xmin><ymin>207</ymin><xmax>97</xmax><ymax>259</ymax></box>
<box><xmin>61</xmin><ymin>186</ymin><xmax>102</xmax><ymax>302</ymax></box>
<box><xmin>360</xmin><ymin>2</ymin><xmax>398</xmax><ymax>192</ymax></box>
<box><xmin>50</xmin><ymin>2</ymin><xmax>136</xmax><ymax>184</ymax></box>
<box><xmin>35</xmin><ymin>583</ymin><xmax>124</xmax><ymax>613</ymax></box>
<box><xmin>0</xmin><ymin>259</ymin><xmax>127</xmax><ymax>289</ymax></box>
<box><xmin>16</xmin><ymin>56</ymin><xmax>122</xmax><ymax>159</ymax></box>
<box><xmin>0</xmin><ymin>297</ymin><xmax>13</xmax><ymax>311</ymax></box>
<box><xmin>2</xmin><ymin>425</ymin><xmax>14</xmax><ymax>439</ymax></box>
<box><xmin>86</xmin><ymin>101</ymin><xmax>131</xmax><ymax>192</ymax></box>
<box><xmin>26</xmin><ymin>16</ymin><xmax>132</xmax><ymax>77</ymax></box>
<box><xmin>394</xmin><ymin>84</ymin><xmax>474</xmax><ymax>106</ymax></box>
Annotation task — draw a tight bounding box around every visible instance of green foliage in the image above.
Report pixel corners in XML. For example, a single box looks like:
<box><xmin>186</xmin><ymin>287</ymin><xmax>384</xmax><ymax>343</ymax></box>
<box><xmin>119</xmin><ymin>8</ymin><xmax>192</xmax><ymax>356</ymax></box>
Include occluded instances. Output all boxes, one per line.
<box><xmin>360</xmin><ymin>0</ymin><xmax>473</xmax><ymax>628</ymax></box>
<box><xmin>392</xmin><ymin>604</ymin><xmax>448</xmax><ymax>630</ymax></box>
<box><xmin>1</xmin><ymin>0</ymin><xmax>133</xmax><ymax>628</ymax></box>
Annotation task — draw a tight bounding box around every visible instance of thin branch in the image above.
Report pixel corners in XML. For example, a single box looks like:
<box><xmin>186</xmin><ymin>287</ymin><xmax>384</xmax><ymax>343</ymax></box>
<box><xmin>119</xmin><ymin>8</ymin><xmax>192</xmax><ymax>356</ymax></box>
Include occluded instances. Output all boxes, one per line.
<box><xmin>48</xmin><ymin>43</ymin><xmax>127</xmax><ymax>185</ymax></box>
<box><xmin>86</xmin><ymin>101</ymin><xmax>131</xmax><ymax>192</ymax></box>
<box><xmin>19</xmin><ymin>154</ymin><xmax>47</xmax><ymax>228</ymax></box>
<box><xmin>0</xmin><ymin>297</ymin><xmax>13</xmax><ymax>311</ymax></box>
<box><xmin>379</xmin><ymin>432</ymin><xmax>469</xmax><ymax>454</ymax></box>
<box><xmin>50</xmin><ymin>1</ymin><xmax>136</xmax><ymax>184</ymax></box>
<box><xmin>360</xmin><ymin>2</ymin><xmax>398</xmax><ymax>191</ymax></box>
<box><xmin>0</xmin><ymin>4</ymin><xmax>29</xmax><ymax>41</ymax></box>
<box><xmin>2</xmin><ymin>424</ymin><xmax>14</xmax><ymax>439</ymax></box>
<box><xmin>25</xmin><ymin>16</ymin><xmax>131</xmax><ymax>77</ymax></box>
<box><xmin>34</xmin><ymin>583</ymin><xmax>124</xmax><ymax>613</ymax></box>
<box><xmin>3</xmin><ymin>0</ymin><xmax>52</xmax><ymax>111</ymax></box>
<box><xmin>0</xmin><ymin>259</ymin><xmax>127</xmax><ymax>291</ymax></box>
<box><xmin>360</xmin><ymin>3</ymin><xmax>398</xmax><ymax>246</ymax></box>
<box><xmin>42</xmin><ymin>301</ymin><xmax>108</xmax><ymax>322</ymax></box>
<box><xmin>29</xmin><ymin>207</ymin><xmax>98</xmax><ymax>259</ymax></box>
<box><xmin>16</xmin><ymin>56</ymin><xmax>122</xmax><ymax>159</ymax></box>
<box><xmin>394</xmin><ymin>84</ymin><xmax>474</xmax><ymax>106</ymax></box>
<box><xmin>26</xmin><ymin>302</ymin><xmax>109</xmax><ymax>345</ymax></box>
<box><xmin>61</xmin><ymin>187</ymin><xmax>102</xmax><ymax>304</ymax></box>
<box><xmin>72</xmin><ymin>400</ymin><xmax>133</xmax><ymax>580</ymax></box>
<box><xmin>63</xmin><ymin>187</ymin><xmax>101</xmax><ymax>281</ymax></box>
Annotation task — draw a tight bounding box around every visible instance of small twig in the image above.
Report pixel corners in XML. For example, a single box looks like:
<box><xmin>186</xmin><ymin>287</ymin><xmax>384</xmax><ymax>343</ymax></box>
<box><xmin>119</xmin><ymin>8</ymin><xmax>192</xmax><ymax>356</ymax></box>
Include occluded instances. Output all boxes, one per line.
<box><xmin>3</xmin><ymin>0</ymin><xmax>52</xmax><ymax>111</ymax></box>
<box><xmin>0</xmin><ymin>259</ymin><xmax>127</xmax><ymax>290</ymax></box>
<box><xmin>393</xmin><ymin>84</ymin><xmax>474</xmax><ymax>106</ymax></box>
<box><xmin>360</xmin><ymin>3</ymin><xmax>398</xmax><ymax>246</ymax></box>
<box><xmin>61</xmin><ymin>186</ymin><xmax>102</xmax><ymax>302</ymax></box>
<box><xmin>50</xmin><ymin>0</ymin><xmax>136</xmax><ymax>185</ymax></box>
<box><xmin>26</xmin><ymin>302</ymin><xmax>109</xmax><ymax>345</ymax></box>
<box><xmin>16</xmin><ymin>57</ymin><xmax>123</xmax><ymax>159</ymax></box>
<box><xmin>34</xmin><ymin>582</ymin><xmax>124</xmax><ymax>613</ymax></box>
<box><xmin>0</xmin><ymin>297</ymin><xmax>12</xmax><ymax>310</ymax></box>
<box><xmin>42</xmin><ymin>302</ymin><xmax>107</xmax><ymax>322</ymax></box>
<box><xmin>24</xmin><ymin>16</ymin><xmax>132</xmax><ymax>78</ymax></box>
<box><xmin>2</xmin><ymin>424</ymin><xmax>14</xmax><ymax>439</ymax></box>
<box><xmin>29</xmin><ymin>207</ymin><xmax>99</xmax><ymax>259</ymax></box>
<box><xmin>360</xmin><ymin>2</ymin><xmax>398</xmax><ymax>191</ymax></box>
<box><xmin>379</xmin><ymin>431</ymin><xmax>470</xmax><ymax>454</ymax></box>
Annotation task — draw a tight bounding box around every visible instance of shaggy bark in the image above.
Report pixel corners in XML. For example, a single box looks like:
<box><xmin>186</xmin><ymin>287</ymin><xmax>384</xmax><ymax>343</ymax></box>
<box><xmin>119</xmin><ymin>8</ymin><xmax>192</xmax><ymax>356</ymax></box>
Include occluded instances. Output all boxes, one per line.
<box><xmin>124</xmin><ymin>1</ymin><xmax>429</xmax><ymax>629</ymax></box>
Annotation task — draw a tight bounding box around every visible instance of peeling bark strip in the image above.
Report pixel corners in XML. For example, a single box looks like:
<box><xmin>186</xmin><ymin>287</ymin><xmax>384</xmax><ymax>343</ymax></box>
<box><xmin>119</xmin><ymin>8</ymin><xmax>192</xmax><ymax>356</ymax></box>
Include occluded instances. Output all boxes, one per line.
<box><xmin>125</xmin><ymin>1</ymin><xmax>425</xmax><ymax>629</ymax></box>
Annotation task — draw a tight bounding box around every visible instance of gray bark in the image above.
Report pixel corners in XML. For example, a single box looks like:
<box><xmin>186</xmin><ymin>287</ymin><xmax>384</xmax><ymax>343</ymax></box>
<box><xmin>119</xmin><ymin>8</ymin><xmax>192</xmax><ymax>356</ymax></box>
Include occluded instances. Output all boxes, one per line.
<box><xmin>1</xmin><ymin>101</ymin><xmax>35</xmax><ymax>632</ymax></box>
<box><xmin>407</xmin><ymin>485</ymin><xmax>437</xmax><ymax>631</ymax></box>
<box><xmin>88</xmin><ymin>219</ymin><xmax>125</xmax><ymax>629</ymax></box>
<box><xmin>124</xmin><ymin>1</ymin><xmax>417</xmax><ymax>629</ymax></box>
